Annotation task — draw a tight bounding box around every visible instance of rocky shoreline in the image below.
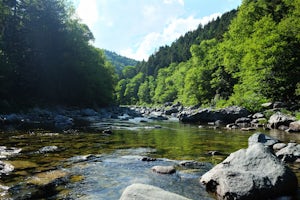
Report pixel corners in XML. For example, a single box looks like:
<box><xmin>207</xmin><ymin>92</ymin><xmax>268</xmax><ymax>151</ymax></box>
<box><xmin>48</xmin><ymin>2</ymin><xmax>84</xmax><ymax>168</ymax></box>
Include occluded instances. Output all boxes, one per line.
<box><xmin>0</xmin><ymin>102</ymin><xmax>299</xmax><ymax>133</ymax></box>
<box><xmin>0</xmin><ymin>103</ymin><xmax>299</xmax><ymax>199</ymax></box>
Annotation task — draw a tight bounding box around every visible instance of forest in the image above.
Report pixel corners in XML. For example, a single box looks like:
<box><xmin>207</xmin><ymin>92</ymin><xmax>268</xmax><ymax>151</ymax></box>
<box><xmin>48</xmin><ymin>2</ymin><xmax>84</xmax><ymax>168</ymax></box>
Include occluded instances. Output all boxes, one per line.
<box><xmin>116</xmin><ymin>0</ymin><xmax>300</xmax><ymax>112</ymax></box>
<box><xmin>0</xmin><ymin>0</ymin><xmax>116</xmax><ymax>111</ymax></box>
<box><xmin>1</xmin><ymin>0</ymin><xmax>299</xmax><ymax>113</ymax></box>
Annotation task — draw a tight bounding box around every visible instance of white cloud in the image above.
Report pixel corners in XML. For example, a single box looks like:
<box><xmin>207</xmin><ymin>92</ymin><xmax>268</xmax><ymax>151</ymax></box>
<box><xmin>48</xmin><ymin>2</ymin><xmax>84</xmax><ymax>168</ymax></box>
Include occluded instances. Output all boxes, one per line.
<box><xmin>163</xmin><ymin>0</ymin><xmax>184</xmax><ymax>6</ymax></box>
<box><xmin>76</xmin><ymin>0</ymin><xmax>99</xmax><ymax>29</ymax></box>
<box><xmin>121</xmin><ymin>13</ymin><xmax>221</xmax><ymax>61</ymax></box>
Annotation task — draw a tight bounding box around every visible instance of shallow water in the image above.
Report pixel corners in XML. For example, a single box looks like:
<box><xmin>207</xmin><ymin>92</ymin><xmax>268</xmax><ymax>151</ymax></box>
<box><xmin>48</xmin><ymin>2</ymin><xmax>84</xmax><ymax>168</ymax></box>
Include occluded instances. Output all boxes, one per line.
<box><xmin>0</xmin><ymin>119</ymin><xmax>300</xmax><ymax>199</ymax></box>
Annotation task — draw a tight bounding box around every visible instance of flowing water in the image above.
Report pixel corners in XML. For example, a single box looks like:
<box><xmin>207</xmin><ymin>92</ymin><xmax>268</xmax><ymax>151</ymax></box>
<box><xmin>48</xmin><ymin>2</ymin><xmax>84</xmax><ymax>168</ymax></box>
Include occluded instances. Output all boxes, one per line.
<box><xmin>0</xmin><ymin>118</ymin><xmax>300</xmax><ymax>199</ymax></box>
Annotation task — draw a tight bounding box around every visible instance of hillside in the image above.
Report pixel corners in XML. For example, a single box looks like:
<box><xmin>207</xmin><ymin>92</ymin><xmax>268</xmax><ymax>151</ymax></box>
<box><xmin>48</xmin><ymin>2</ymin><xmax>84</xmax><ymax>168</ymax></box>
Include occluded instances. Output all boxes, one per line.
<box><xmin>103</xmin><ymin>50</ymin><xmax>138</xmax><ymax>75</ymax></box>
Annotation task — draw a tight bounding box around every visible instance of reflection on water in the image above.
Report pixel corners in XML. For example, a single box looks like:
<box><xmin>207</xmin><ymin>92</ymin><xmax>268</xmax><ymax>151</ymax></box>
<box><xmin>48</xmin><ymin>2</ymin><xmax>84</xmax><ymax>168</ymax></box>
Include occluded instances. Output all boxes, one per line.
<box><xmin>0</xmin><ymin>119</ymin><xmax>299</xmax><ymax>199</ymax></box>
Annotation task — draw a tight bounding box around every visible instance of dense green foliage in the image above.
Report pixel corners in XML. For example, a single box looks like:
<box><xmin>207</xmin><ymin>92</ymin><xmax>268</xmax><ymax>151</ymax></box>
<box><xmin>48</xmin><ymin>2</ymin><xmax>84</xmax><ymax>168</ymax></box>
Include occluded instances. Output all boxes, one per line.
<box><xmin>136</xmin><ymin>10</ymin><xmax>237</xmax><ymax>76</ymax></box>
<box><xmin>116</xmin><ymin>0</ymin><xmax>300</xmax><ymax>112</ymax></box>
<box><xmin>0</xmin><ymin>0</ymin><xmax>116</xmax><ymax>110</ymax></box>
<box><xmin>103</xmin><ymin>50</ymin><xmax>138</xmax><ymax>76</ymax></box>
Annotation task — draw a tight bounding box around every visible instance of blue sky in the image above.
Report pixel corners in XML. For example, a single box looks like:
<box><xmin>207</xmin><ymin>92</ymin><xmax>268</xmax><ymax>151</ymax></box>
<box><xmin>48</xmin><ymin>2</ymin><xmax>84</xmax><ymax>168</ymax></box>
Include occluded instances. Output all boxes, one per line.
<box><xmin>72</xmin><ymin>0</ymin><xmax>242</xmax><ymax>61</ymax></box>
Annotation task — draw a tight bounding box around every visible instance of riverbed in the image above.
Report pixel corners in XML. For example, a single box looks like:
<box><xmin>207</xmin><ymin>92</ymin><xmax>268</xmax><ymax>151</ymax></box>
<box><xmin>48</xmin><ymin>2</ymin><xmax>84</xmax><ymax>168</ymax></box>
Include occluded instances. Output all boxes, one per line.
<box><xmin>0</xmin><ymin>118</ymin><xmax>299</xmax><ymax>199</ymax></box>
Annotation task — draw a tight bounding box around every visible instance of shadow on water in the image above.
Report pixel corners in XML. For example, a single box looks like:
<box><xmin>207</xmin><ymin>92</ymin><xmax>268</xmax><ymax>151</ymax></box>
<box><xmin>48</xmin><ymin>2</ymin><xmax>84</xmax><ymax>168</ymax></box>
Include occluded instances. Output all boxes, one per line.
<box><xmin>0</xmin><ymin>119</ymin><xmax>299</xmax><ymax>199</ymax></box>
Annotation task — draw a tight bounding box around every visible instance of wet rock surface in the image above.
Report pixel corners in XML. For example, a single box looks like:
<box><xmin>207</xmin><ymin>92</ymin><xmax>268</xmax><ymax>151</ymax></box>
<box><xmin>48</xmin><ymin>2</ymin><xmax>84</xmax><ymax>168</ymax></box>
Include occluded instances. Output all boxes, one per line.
<box><xmin>120</xmin><ymin>183</ymin><xmax>191</xmax><ymax>200</ymax></box>
<box><xmin>200</xmin><ymin>143</ymin><xmax>298</xmax><ymax>200</ymax></box>
<box><xmin>151</xmin><ymin>165</ymin><xmax>176</xmax><ymax>174</ymax></box>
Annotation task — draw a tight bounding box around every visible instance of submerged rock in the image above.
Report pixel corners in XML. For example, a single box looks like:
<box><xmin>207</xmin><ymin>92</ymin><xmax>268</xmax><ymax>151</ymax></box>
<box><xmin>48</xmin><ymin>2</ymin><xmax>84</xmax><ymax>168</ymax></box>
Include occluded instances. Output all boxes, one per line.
<box><xmin>120</xmin><ymin>183</ymin><xmax>191</xmax><ymax>200</ymax></box>
<box><xmin>179</xmin><ymin>160</ymin><xmax>213</xmax><ymax>170</ymax></box>
<box><xmin>9</xmin><ymin>169</ymin><xmax>69</xmax><ymax>199</ymax></box>
<box><xmin>200</xmin><ymin>143</ymin><xmax>298</xmax><ymax>200</ymax></box>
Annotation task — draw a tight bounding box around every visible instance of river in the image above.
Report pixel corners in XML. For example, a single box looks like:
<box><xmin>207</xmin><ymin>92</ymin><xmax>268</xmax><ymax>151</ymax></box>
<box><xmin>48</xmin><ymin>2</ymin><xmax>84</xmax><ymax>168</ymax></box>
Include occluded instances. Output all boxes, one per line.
<box><xmin>0</xmin><ymin>118</ymin><xmax>299</xmax><ymax>199</ymax></box>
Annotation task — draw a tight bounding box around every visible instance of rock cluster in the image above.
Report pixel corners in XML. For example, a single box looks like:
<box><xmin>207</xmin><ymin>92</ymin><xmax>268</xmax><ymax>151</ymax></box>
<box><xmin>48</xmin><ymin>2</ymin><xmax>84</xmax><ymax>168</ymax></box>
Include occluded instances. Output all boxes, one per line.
<box><xmin>200</xmin><ymin>133</ymin><xmax>299</xmax><ymax>200</ymax></box>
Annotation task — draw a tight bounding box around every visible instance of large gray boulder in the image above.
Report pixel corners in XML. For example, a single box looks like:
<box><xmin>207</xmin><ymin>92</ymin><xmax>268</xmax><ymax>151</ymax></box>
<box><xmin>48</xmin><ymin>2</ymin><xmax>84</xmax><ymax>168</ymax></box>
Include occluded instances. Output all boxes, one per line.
<box><xmin>200</xmin><ymin>143</ymin><xmax>298</xmax><ymax>200</ymax></box>
<box><xmin>179</xmin><ymin>106</ymin><xmax>250</xmax><ymax>124</ymax></box>
<box><xmin>268</xmin><ymin>112</ymin><xmax>295</xmax><ymax>129</ymax></box>
<box><xmin>120</xmin><ymin>183</ymin><xmax>191</xmax><ymax>200</ymax></box>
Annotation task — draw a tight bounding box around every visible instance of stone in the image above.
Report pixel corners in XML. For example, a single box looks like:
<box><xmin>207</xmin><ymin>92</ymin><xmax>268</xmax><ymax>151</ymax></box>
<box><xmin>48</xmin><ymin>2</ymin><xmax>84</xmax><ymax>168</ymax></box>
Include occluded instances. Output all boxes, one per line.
<box><xmin>120</xmin><ymin>183</ymin><xmax>191</xmax><ymax>200</ymax></box>
<box><xmin>240</xmin><ymin>127</ymin><xmax>256</xmax><ymax>131</ymax></box>
<box><xmin>226</xmin><ymin>123</ymin><xmax>239</xmax><ymax>129</ymax></box>
<box><xmin>206</xmin><ymin>151</ymin><xmax>223</xmax><ymax>156</ymax></box>
<box><xmin>276</xmin><ymin>143</ymin><xmax>300</xmax><ymax>162</ymax></box>
<box><xmin>0</xmin><ymin>161</ymin><xmax>14</xmax><ymax>175</ymax></box>
<box><xmin>140</xmin><ymin>156</ymin><xmax>156</xmax><ymax>162</ymax></box>
<box><xmin>252</xmin><ymin>113</ymin><xmax>265</xmax><ymax>119</ymax></box>
<box><xmin>235</xmin><ymin>117</ymin><xmax>251</xmax><ymax>124</ymax></box>
<box><xmin>288</xmin><ymin>120</ymin><xmax>300</xmax><ymax>132</ymax></box>
<box><xmin>278</xmin><ymin>125</ymin><xmax>289</xmax><ymax>131</ymax></box>
<box><xmin>164</xmin><ymin>108</ymin><xmax>179</xmax><ymax>115</ymax></box>
<box><xmin>261</xmin><ymin>102</ymin><xmax>273</xmax><ymax>109</ymax></box>
<box><xmin>273</xmin><ymin>101</ymin><xmax>285</xmax><ymax>109</ymax></box>
<box><xmin>102</xmin><ymin>129</ymin><xmax>112</xmax><ymax>134</ymax></box>
<box><xmin>179</xmin><ymin>106</ymin><xmax>250</xmax><ymax>124</ymax></box>
<box><xmin>26</xmin><ymin>170</ymin><xmax>68</xmax><ymax>186</ymax></box>
<box><xmin>179</xmin><ymin>160</ymin><xmax>213</xmax><ymax>170</ymax></box>
<box><xmin>200</xmin><ymin>143</ymin><xmax>298</xmax><ymax>200</ymax></box>
<box><xmin>9</xmin><ymin>170</ymin><xmax>69</xmax><ymax>199</ymax></box>
<box><xmin>248</xmin><ymin>132</ymin><xmax>279</xmax><ymax>147</ymax></box>
<box><xmin>268</xmin><ymin>112</ymin><xmax>295</xmax><ymax>129</ymax></box>
<box><xmin>0</xmin><ymin>146</ymin><xmax>22</xmax><ymax>159</ymax></box>
<box><xmin>151</xmin><ymin>165</ymin><xmax>176</xmax><ymax>174</ymax></box>
<box><xmin>38</xmin><ymin>146</ymin><xmax>59</xmax><ymax>154</ymax></box>
<box><xmin>273</xmin><ymin>143</ymin><xmax>287</xmax><ymax>151</ymax></box>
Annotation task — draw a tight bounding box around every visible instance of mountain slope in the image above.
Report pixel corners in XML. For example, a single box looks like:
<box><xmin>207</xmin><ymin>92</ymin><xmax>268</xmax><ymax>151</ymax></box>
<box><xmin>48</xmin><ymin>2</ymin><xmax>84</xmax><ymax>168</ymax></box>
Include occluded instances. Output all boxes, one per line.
<box><xmin>103</xmin><ymin>50</ymin><xmax>138</xmax><ymax>75</ymax></box>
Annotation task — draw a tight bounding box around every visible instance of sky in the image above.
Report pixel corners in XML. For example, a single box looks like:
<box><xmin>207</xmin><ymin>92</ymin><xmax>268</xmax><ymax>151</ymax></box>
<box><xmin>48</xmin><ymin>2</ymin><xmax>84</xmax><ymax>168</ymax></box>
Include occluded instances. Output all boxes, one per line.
<box><xmin>72</xmin><ymin>0</ymin><xmax>242</xmax><ymax>61</ymax></box>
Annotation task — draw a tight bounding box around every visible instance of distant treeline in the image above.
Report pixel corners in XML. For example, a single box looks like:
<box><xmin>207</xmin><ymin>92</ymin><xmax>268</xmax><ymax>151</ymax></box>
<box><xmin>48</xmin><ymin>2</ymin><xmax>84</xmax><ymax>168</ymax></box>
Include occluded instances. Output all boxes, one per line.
<box><xmin>103</xmin><ymin>50</ymin><xmax>138</xmax><ymax>76</ymax></box>
<box><xmin>116</xmin><ymin>0</ymin><xmax>300</xmax><ymax>112</ymax></box>
<box><xmin>0</xmin><ymin>0</ymin><xmax>116</xmax><ymax>111</ymax></box>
